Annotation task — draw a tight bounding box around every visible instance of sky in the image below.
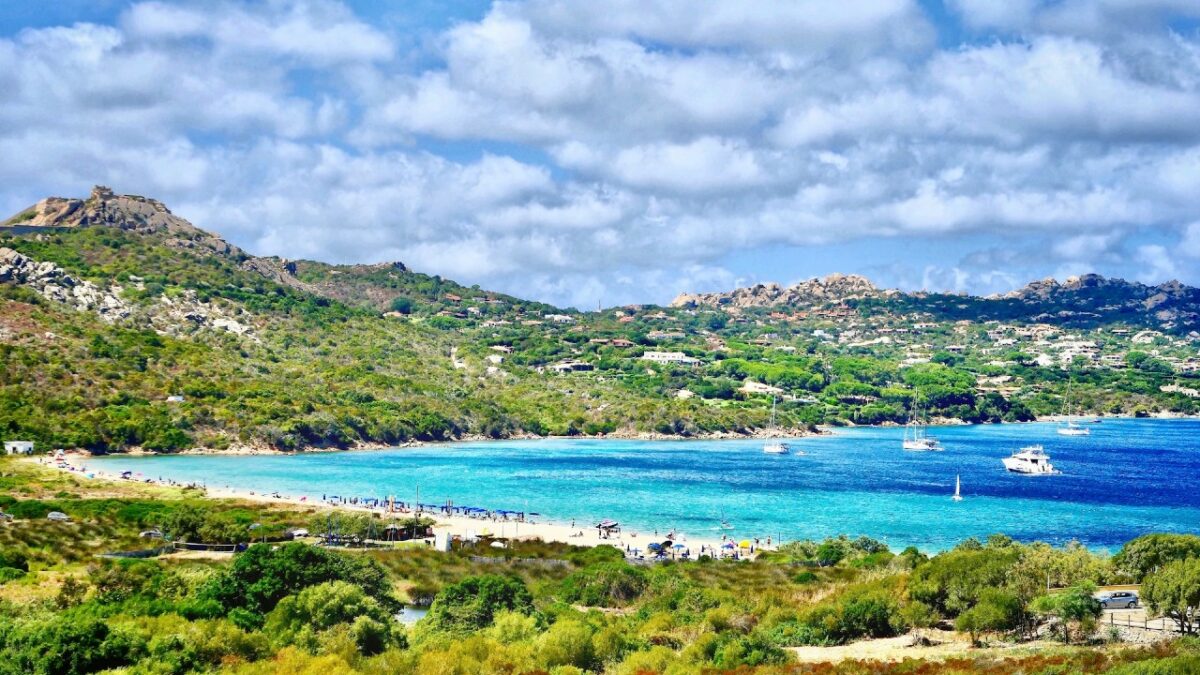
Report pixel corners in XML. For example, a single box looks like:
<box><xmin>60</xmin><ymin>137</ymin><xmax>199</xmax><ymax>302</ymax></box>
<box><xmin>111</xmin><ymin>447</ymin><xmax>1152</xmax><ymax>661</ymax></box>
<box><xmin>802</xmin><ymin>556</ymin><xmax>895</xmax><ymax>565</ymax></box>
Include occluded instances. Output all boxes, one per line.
<box><xmin>2</xmin><ymin>1</ymin><xmax>1200</xmax><ymax>309</ymax></box>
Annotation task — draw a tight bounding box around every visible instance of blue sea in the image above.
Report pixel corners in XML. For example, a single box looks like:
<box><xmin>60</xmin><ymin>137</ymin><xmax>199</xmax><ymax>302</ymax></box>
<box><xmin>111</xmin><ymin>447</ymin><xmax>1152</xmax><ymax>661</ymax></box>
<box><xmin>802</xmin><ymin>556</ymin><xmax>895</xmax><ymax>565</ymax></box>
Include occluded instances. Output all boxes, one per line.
<box><xmin>82</xmin><ymin>418</ymin><xmax>1200</xmax><ymax>552</ymax></box>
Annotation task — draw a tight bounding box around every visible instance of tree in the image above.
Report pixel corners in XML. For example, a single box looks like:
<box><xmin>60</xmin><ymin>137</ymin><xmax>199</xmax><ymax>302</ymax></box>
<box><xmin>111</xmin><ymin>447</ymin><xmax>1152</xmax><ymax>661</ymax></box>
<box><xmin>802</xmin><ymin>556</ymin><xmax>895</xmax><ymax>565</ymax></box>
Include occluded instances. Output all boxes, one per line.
<box><xmin>1142</xmin><ymin>557</ymin><xmax>1200</xmax><ymax>634</ymax></box>
<box><xmin>425</xmin><ymin>575</ymin><xmax>534</xmax><ymax>634</ymax></box>
<box><xmin>200</xmin><ymin>543</ymin><xmax>397</xmax><ymax>623</ymax></box>
<box><xmin>1031</xmin><ymin>583</ymin><xmax>1101</xmax><ymax>644</ymax></box>
<box><xmin>264</xmin><ymin>581</ymin><xmax>398</xmax><ymax>654</ymax></box>
<box><xmin>1113</xmin><ymin>534</ymin><xmax>1200</xmax><ymax>581</ymax></box>
<box><xmin>954</xmin><ymin>589</ymin><xmax>1023</xmax><ymax>645</ymax></box>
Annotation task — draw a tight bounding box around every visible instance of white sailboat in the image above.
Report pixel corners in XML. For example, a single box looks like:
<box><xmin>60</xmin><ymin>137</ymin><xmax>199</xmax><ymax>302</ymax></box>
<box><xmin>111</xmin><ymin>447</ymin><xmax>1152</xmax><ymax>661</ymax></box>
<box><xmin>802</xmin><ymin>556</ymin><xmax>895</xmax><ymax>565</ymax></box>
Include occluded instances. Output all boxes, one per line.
<box><xmin>952</xmin><ymin>475</ymin><xmax>963</xmax><ymax>501</ymax></box>
<box><xmin>902</xmin><ymin>408</ymin><xmax>943</xmax><ymax>451</ymax></box>
<box><xmin>1057</xmin><ymin>381</ymin><xmax>1090</xmax><ymax>436</ymax></box>
<box><xmin>763</xmin><ymin>396</ymin><xmax>791</xmax><ymax>454</ymax></box>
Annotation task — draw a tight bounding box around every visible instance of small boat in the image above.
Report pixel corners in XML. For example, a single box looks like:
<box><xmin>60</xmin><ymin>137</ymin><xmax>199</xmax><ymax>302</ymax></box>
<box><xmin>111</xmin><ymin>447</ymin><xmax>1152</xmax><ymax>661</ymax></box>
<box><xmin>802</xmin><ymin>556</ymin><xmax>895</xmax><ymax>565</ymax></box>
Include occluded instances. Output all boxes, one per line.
<box><xmin>763</xmin><ymin>396</ymin><xmax>801</xmax><ymax>454</ymax></box>
<box><xmin>903</xmin><ymin>408</ymin><xmax>943</xmax><ymax>451</ymax></box>
<box><xmin>952</xmin><ymin>475</ymin><xmax>963</xmax><ymax>501</ymax></box>
<box><xmin>1056</xmin><ymin>381</ymin><xmax>1090</xmax><ymax>436</ymax></box>
<box><xmin>1057</xmin><ymin>422</ymin><xmax>1090</xmax><ymax>436</ymax></box>
<box><xmin>763</xmin><ymin>441</ymin><xmax>790</xmax><ymax>455</ymax></box>
<box><xmin>1002</xmin><ymin>445</ymin><xmax>1060</xmax><ymax>475</ymax></box>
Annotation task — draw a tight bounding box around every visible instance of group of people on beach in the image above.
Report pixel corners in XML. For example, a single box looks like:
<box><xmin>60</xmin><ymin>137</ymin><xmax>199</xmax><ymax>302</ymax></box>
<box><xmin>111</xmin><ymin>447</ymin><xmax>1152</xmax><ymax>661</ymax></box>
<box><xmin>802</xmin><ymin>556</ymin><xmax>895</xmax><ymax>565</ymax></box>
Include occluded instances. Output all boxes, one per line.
<box><xmin>40</xmin><ymin>457</ymin><xmax>772</xmax><ymax>561</ymax></box>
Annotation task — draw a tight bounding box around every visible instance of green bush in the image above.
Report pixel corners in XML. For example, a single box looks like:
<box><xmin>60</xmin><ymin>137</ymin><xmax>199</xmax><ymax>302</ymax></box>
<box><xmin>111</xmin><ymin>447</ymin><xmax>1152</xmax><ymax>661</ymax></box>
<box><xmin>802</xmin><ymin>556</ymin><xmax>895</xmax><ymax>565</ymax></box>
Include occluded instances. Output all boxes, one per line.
<box><xmin>424</xmin><ymin>574</ymin><xmax>535</xmax><ymax>634</ymax></box>
<box><xmin>560</xmin><ymin>562</ymin><xmax>648</xmax><ymax>607</ymax></box>
<box><xmin>199</xmin><ymin>543</ymin><xmax>397</xmax><ymax>623</ymax></box>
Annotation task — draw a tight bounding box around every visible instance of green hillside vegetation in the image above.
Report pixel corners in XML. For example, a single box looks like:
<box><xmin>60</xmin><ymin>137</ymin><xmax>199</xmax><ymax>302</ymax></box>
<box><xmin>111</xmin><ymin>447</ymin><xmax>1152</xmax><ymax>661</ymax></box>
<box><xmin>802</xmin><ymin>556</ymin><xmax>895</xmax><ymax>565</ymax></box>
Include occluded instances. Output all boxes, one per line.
<box><xmin>3</xmin><ymin>459</ymin><xmax>1200</xmax><ymax>674</ymax></box>
<box><xmin>2</xmin><ymin>212</ymin><xmax>1199</xmax><ymax>454</ymax></box>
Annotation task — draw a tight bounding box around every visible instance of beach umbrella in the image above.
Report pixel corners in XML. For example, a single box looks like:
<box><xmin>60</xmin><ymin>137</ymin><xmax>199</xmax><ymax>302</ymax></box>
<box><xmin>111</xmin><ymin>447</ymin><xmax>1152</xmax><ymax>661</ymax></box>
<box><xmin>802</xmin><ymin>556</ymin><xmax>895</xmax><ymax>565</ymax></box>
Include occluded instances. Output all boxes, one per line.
<box><xmin>647</xmin><ymin>542</ymin><xmax>662</xmax><ymax>552</ymax></box>
<box><xmin>722</xmin><ymin>542</ymin><xmax>735</xmax><ymax>549</ymax></box>
<box><xmin>672</xmin><ymin>543</ymin><xmax>686</xmax><ymax>550</ymax></box>
<box><xmin>739</xmin><ymin>540</ymin><xmax>751</xmax><ymax>548</ymax></box>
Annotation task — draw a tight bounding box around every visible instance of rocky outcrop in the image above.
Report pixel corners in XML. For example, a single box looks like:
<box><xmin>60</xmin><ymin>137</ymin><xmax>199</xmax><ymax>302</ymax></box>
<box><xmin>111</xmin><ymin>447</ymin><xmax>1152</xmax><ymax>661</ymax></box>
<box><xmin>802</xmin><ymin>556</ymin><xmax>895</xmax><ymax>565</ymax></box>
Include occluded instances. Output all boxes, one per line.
<box><xmin>0</xmin><ymin>247</ymin><xmax>130</xmax><ymax>322</ymax></box>
<box><xmin>0</xmin><ymin>246</ymin><xmax>255</xmax><ymax>337</ymax></box>
<box><xmin>672</xmin><ymin>273</ymin><xmax>881</xmax><ymax>309</ymax></box>
<box><xmin>993</xmin><ymin>274</ymin><xmax>1200</xmax><ymax>330</ymax></box>
<box><xmin>154</xmin><ymin>291</ymin><xmax>254</xmax><ymax>337</ymax></box>
<box><xmin>2</xmin><ymin>185</ymin><xmax>244</xmax><ymax>259</ymax></box>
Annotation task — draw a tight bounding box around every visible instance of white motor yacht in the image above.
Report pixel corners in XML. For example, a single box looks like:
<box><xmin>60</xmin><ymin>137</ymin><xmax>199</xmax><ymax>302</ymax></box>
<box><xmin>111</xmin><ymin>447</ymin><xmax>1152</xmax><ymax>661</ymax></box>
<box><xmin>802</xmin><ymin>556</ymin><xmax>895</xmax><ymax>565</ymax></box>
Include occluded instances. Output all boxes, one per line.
<box><xmin>1002</xmin><ymin>445</ymin><xmax>1060</xmax><ymax>475</ymax></box>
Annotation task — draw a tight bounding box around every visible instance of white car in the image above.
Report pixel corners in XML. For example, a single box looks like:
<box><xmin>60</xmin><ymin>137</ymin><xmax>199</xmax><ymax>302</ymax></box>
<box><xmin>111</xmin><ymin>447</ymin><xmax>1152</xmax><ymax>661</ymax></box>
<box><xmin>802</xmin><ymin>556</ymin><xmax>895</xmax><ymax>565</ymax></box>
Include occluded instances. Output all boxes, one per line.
<box><xmin>47</xmin><ymin>511</ymin><xmax>71</xmax><ymax>522</ymax></box>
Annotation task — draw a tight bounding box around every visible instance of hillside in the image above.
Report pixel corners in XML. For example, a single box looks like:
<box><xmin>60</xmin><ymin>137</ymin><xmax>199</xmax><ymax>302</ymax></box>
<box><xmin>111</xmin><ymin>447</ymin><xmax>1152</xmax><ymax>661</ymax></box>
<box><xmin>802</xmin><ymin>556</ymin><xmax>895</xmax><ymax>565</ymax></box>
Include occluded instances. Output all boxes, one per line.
<box><xmin>674</xmin><ymin>273</ymin><xmax>1200</xmax><ymax>333</ymax></box>
<box><xmin>2</xmin><ymin>187</ymin><xmax>1199</xmax><ymax>453</ymax></box>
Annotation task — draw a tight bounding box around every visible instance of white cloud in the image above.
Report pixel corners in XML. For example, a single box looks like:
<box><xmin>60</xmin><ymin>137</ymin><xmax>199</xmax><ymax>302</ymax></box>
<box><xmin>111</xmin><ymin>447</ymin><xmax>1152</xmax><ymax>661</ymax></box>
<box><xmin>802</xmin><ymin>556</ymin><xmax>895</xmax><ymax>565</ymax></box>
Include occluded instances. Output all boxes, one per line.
<box><xmin>3</xmin><ymin>0</ymin><xmax>1200</xmax><ymax>306</ymax></box>
<box><xmin>1134</xmin><ymin>244</ymin><xmax>1179</xmax><ymax>283</ymax></box>
<box><xmin>1179</xmin><ymin>222</ymin><xmax>1200</xmax><ymax>259</ymax></box>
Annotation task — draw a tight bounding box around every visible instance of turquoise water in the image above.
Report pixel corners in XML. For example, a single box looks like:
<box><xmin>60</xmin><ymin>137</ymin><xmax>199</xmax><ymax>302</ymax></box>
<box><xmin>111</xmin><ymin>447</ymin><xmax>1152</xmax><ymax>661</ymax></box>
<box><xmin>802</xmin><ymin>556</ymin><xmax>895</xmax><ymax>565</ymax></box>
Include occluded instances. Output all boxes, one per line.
<box><xmin>82</xmin><ymin>419</ymin><xmax>1200</xmax><ymax>551</ymax></box>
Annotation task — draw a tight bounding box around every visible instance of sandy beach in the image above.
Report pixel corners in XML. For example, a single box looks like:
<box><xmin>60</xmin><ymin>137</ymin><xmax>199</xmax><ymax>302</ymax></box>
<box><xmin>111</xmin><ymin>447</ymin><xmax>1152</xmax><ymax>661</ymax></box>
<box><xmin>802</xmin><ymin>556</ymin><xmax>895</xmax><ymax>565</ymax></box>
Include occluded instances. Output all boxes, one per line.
<box><xmin>39</xmin><ymin>455</ymin><xmax>767</xmax><ymax>560</ymax></box>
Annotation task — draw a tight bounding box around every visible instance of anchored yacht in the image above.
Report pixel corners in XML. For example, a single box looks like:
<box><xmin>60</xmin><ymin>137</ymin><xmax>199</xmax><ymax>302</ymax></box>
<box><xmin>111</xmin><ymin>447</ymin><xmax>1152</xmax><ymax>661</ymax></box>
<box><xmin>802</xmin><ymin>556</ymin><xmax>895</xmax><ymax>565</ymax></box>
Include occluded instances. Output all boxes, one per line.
<box><xmin>1002</xmin><ymin>445</ymin><xmax>1060</xmax><ymax>475</ymax></box>
<box><xmin>1057</xmin><ymin>381</ymin><xmax>1090</xmax><ymax>436</ymax></box>
<box><xmin>763</xmin><ymin>396</ymin><xmax>800</xmax><ymax>454</ymax></box>
<box><xmin>902</xmin><ymin>410</ymin><xmax>943</xmax><ymax>451</ymax></box>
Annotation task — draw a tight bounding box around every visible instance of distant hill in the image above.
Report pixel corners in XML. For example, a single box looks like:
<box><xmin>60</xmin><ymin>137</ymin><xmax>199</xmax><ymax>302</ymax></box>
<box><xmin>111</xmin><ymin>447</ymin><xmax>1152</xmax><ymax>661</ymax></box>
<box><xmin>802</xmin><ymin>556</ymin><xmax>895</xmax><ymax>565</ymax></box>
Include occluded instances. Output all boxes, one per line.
<box><xmin>673</xmin><ymin>273</ymin><xmax>1200</xmax><ymax>334</ymax></box>
<box><xmin>2</xmin><ymin>187</ymin><xmax>1196</xmax><ymax>453</ymax></box>
<box><xmin>2</xmin><ymin>186</ymin><xmax>556</xmax><ymax>317</ymax></box>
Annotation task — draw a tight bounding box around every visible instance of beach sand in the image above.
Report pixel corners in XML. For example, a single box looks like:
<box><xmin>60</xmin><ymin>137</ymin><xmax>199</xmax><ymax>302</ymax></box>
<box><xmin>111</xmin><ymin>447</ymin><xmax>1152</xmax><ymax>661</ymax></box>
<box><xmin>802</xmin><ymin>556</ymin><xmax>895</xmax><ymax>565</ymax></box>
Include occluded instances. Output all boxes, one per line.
<box><xmin>40</xmin><ymin>456</ymin><xmax>765</xmax><ymax>560</ymax></box>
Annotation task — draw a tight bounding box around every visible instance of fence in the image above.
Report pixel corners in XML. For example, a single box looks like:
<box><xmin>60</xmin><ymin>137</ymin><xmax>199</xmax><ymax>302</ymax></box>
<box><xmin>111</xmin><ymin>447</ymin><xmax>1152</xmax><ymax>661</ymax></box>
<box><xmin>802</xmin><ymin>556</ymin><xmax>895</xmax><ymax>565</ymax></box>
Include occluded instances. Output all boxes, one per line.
<box><xmin>1107</xmin><ymin>611</ymin><xmax>1178</xmax><ymax>633</ymax></box>
<box><xmin>468</xmin><ymin>554</ymin><xmax>571</xmax><ymax>564</ymax></box>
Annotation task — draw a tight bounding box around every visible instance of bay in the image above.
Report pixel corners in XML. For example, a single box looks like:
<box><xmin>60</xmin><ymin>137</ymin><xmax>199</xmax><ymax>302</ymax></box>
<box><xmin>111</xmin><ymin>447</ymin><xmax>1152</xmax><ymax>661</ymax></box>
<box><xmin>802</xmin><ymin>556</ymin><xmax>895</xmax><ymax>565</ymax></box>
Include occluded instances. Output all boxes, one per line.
<box><xmin>82</xmin><ymin>418</ymin><xmax>1200</xmax><ymax>551</ymax></box>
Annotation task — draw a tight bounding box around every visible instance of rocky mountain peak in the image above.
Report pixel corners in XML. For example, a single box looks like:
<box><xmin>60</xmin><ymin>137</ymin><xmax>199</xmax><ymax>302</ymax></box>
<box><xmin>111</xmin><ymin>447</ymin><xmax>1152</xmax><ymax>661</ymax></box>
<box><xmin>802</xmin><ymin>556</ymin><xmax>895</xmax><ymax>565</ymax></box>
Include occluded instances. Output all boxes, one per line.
<box><xmin>672</xmin><ymin>273</ymin><xmax>881</xmax><ymax>309</ymax></box>
<box><xmin>3</xmin><ymin>185</ymin><xmax>244</xmax><ymax>258</ymax></box>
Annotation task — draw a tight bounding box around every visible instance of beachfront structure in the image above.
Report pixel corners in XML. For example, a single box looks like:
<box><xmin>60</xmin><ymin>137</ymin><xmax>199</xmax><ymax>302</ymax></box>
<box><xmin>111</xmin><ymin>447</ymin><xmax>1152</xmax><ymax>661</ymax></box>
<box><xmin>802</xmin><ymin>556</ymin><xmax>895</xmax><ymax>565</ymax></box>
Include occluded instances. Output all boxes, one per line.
<box><xmin>640</xmin><ymin>351</ymin><xmax>700</xmax><ymax>366</ymax></box>
<box><xmin>4</xmin><ymin>441</ymin><xmax>33</xmax><ymax>455</ymax></box>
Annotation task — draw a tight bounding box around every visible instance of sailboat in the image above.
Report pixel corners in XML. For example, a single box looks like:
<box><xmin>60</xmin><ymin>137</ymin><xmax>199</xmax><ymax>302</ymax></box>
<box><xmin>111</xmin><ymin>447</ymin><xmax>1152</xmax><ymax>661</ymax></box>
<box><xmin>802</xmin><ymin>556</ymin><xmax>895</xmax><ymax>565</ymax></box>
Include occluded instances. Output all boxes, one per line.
<box><xmin>952</xmin><ymin>475</ymin><xmax>963</xmax><ymax>501</ymax></box>
<box><xmin>763</xmin><ymin>396</ymin><xmax>794</xmax><ymax>454</ymax></box>
<box><xmin>903</xmin><ymin>408</ymin><xmax>943</xmax><ymax>451</ymax></box>
<box><xmin>1057</xmin><ymin>380</ymin><xmax>1090</xmax><ymax>436</ymax></box>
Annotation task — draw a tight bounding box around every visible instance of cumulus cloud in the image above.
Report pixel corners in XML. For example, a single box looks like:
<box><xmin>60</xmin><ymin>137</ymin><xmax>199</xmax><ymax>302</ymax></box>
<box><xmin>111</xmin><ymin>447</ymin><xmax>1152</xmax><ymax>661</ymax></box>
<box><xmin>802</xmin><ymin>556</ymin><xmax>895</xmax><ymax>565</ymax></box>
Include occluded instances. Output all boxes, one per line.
<box><xmin>2</xmin><ymin>0</ymin><xmax>1200</xmax><ymax>307</ymax></box>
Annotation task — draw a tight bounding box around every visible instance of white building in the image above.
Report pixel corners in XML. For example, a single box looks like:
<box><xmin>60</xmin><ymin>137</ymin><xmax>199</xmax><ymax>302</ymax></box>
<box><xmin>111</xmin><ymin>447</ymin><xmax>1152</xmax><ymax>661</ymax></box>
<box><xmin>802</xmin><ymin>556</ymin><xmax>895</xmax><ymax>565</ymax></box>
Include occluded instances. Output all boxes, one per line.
<box><xmin>640</xmin><ymin>351</ymin><xmax>700</xmax><ymax>366</ymax></box>
<box><xmin>4</xmin><ymin>441</ymin><xmax>34</xmax><ymax>455</ymax></box>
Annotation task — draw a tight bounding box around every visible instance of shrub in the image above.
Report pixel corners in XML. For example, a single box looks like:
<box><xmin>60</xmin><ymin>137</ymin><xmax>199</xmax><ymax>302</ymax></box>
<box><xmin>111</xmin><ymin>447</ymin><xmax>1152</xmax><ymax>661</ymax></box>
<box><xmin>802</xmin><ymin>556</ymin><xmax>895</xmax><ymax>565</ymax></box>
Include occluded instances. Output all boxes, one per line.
<box><xmin>199</xmin><ymin>543</ymin><xmax>396</xmax><ymax>623</ymax></box>
<box><xmin>560</xmin><ymin>563</ymin><xmax>648</xmax><ymax>607</ymax></box>
<box><xmin>424</xmin><ymin>575</ymin><xmax>535</xmax><ymax>634</ymax></box>
<box><xmin>264</xmin><ymin>580</ymin><xmax>397</xmax><ymax>653</ymax></box>
<box><xmin>0</xmin><ymin>615</ymin><xmax>145</xmax><ymax>675</ymax></box>
<box><xmin>0</xmin><ymin>550</ymin><xmax>29</xmax><ymax>572</ymax></box>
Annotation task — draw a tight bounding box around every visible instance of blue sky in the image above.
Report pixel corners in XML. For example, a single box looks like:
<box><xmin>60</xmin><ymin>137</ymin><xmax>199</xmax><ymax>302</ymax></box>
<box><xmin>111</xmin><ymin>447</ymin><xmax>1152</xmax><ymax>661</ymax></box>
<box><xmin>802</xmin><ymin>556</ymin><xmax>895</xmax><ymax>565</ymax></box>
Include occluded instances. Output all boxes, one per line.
<box><xmin>2</xmin><ymin>0</ymin><xmax>1200</xmax><ymax>308</ymax></box>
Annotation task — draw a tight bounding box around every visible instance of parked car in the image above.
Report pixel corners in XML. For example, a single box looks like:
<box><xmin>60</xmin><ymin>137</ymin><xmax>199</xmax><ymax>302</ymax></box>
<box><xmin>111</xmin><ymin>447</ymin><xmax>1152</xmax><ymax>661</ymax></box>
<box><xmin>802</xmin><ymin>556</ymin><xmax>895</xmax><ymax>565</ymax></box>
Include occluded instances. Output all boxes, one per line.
<box><xmin>139</xmin><ymin>529</ymin><xmax>164</xmax><ymax>539</ymax></box>
<box><xmin>1096</xmin><ymin>590</ymin><xmax>1139</xmax><ymax>609</ymax></box>
<box><xmin>46</xmin><ymin>511</ymin><xmax>71</xmax><ymax>522</ymax></box>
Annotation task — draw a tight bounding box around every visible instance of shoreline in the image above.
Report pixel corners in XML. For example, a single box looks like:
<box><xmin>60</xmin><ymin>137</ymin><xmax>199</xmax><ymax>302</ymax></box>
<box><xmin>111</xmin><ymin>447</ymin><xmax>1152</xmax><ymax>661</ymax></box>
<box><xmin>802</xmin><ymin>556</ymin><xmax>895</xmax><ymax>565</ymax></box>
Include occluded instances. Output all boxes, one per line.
<box><xmin>36</xmin><ymin>457</ymin><xmax>768</xmax><ymax>559</ymax></box>
<box><xmin>91</xmin><ymin>425</ymin><xmax>831</xmax><ymax>457</ymax></box>
<box><xmin>37</xmin><ymin>411</ymin><xmax>1200</xmax><ymax>458</ymax></box>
